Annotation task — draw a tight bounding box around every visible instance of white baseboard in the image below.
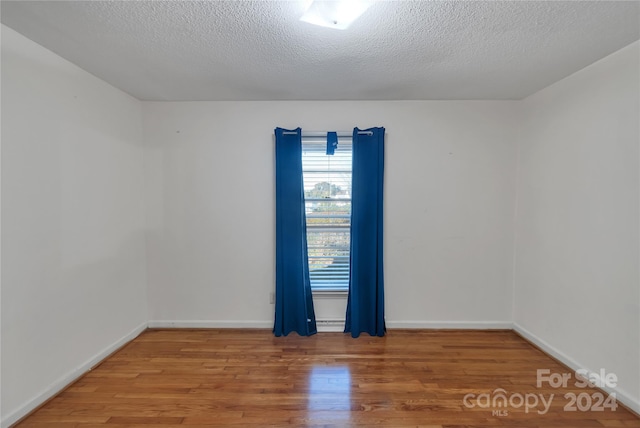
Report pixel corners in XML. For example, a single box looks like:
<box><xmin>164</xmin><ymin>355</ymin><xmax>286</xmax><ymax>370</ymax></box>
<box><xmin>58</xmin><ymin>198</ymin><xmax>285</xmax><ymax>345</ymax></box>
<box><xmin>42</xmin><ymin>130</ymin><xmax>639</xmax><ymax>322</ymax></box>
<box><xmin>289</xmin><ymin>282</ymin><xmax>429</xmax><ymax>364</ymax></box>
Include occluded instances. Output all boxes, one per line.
<box><xmin>386</xmin><ymin>320</ymin><xmax>513</xmax><ymax>329</ymax></box>
<box><xmin>1</xmin><ymin>321</ymin><xmax>148</xmax><ymax>428</ymax></box>
<box><xmin>148</xmin><ymin>320</ymin><xmax>513</xmax><ymax>331</ymax></box>
<box><xmin>148</xmin><ymin>320</ymin><xmax>272</xmax><ymax>329</ymax></box>
<box><xmin>513</xmin><ymin>323</ymin><xmax>640</xmax><ymax>415</ymax></box>
<box><xmin>148</xmin><ymin>319</ymin><xmax>345</xmax><ymax>333</ymax></box>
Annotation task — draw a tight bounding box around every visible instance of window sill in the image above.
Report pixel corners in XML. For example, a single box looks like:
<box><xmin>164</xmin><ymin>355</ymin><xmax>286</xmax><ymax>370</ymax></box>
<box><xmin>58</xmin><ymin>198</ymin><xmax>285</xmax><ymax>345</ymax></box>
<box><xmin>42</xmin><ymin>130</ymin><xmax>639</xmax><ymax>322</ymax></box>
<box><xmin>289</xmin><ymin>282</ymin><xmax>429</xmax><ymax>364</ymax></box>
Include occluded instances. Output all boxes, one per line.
<box><xmin>311</xmin><ymin>290</ymin><xmax>348</xmax><ymax>298</ymax></box>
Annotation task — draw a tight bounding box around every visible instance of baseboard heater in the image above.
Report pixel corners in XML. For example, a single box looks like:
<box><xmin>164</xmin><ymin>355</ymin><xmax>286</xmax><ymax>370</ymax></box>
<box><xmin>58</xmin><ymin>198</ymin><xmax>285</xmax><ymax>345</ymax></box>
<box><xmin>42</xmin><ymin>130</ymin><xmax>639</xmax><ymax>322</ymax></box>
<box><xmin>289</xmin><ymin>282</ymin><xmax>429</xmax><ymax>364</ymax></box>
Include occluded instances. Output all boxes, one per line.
<box><xmin>316</xmin><ymin>319</ymin><xmax>345</xmax><ymax>332</ymax></box>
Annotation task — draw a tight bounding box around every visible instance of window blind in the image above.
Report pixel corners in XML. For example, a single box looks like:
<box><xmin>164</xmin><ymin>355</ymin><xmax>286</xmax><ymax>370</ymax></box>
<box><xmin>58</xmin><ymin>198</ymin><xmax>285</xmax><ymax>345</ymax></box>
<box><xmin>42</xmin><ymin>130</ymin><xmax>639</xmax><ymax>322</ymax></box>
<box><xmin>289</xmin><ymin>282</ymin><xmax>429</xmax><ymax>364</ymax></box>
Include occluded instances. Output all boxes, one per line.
<box><xmin>302</xmin><ymin>136</ymin><xmax>352</xmax><ymax>291</ymax></box>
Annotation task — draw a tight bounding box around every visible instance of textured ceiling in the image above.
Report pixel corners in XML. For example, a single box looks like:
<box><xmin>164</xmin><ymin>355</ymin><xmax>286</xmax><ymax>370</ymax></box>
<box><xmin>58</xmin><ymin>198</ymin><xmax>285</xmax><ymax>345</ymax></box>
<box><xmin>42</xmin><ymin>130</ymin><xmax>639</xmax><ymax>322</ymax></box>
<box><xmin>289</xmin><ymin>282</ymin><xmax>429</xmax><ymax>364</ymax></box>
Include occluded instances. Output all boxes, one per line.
<box><xmin>1</xmin><ymin>1</ymin><xmax>638</xmax><ymax>101</ymax></box>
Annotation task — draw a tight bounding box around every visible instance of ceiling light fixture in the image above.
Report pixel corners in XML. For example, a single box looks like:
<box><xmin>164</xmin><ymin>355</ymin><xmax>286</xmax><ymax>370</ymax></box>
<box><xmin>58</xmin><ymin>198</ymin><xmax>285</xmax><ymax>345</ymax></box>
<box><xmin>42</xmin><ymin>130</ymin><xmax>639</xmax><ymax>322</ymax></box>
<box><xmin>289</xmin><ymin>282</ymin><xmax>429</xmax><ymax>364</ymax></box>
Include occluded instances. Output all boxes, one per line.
<box><xmin>300</xmin><ymin>0</ymin><xmax>373</xmax><ymax>30</ymax></box>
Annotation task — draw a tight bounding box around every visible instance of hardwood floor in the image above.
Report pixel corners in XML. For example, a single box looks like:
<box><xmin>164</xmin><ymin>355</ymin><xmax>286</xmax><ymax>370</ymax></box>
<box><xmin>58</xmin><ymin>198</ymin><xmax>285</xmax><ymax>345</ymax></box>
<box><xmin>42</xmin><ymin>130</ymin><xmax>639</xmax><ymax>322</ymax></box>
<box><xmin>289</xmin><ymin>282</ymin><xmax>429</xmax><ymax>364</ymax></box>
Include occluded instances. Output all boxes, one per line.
<box><xmin>14</xmin><ymin>329</ymin><xmax>639</xmax><ymax>427</ymax></box>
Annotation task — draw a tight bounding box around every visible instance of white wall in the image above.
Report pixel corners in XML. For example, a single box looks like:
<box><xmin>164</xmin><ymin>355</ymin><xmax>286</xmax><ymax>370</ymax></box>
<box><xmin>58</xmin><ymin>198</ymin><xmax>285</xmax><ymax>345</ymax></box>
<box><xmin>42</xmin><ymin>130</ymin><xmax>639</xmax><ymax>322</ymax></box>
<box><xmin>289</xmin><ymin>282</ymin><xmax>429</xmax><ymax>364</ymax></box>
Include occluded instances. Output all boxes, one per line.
<box><xmin>1</xmin><ymin>26</ymin><xmax>148</xmax><ymax>425</ymax></box>
<box><xmin>514</xmin><ymin>42</ymin><xmax>640</xmax><ymax>411</ymax></box>
<box><xmin>142</xmin><ymin>101</ymin><xmax>519</xmax><ymax>328</ymax></box>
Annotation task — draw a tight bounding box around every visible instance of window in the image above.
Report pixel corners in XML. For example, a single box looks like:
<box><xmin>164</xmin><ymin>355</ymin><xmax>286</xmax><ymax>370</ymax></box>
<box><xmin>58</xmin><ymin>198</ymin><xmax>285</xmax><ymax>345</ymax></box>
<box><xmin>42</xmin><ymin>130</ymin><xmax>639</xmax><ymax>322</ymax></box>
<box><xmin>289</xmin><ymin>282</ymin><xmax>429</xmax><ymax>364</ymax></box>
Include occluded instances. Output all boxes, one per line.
<box><xmin>302</xmin><ymin>135</ymin><xmax>352</xmax><ymax>292</ymax></box>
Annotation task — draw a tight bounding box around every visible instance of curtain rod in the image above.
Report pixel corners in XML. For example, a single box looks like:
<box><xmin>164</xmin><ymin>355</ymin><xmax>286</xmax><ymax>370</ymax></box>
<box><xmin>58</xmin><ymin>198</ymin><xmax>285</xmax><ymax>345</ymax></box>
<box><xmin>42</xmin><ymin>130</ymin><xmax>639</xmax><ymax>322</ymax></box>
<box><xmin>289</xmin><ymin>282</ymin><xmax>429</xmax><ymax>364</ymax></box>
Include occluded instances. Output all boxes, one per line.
<box><xmin>281</xmin><ymin>131</ymin><xmax>373</xmax><ymax>137</ymax></box>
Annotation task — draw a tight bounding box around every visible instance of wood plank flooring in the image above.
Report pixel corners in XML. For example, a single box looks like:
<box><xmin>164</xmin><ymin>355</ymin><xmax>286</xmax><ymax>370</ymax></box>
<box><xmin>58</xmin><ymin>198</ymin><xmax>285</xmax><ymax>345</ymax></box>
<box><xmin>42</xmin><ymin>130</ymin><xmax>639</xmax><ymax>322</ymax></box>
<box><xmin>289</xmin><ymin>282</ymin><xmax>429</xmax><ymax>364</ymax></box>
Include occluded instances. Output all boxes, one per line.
<box><xmin>14</xmin><ymin>329</ymin><xmax>640</xmax><ymax>427</ymax></box>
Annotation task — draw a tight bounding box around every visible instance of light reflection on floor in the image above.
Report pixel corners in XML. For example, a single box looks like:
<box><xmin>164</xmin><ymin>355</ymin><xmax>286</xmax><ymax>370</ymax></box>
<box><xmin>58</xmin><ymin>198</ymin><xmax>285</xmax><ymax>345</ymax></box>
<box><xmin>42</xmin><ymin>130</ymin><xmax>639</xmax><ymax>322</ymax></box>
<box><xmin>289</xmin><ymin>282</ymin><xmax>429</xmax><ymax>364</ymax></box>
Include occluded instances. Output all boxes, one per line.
<box><xmin>307</xmin><ymin>366</ymin><xmax>352</xmax><ymax>422</ymax></box>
